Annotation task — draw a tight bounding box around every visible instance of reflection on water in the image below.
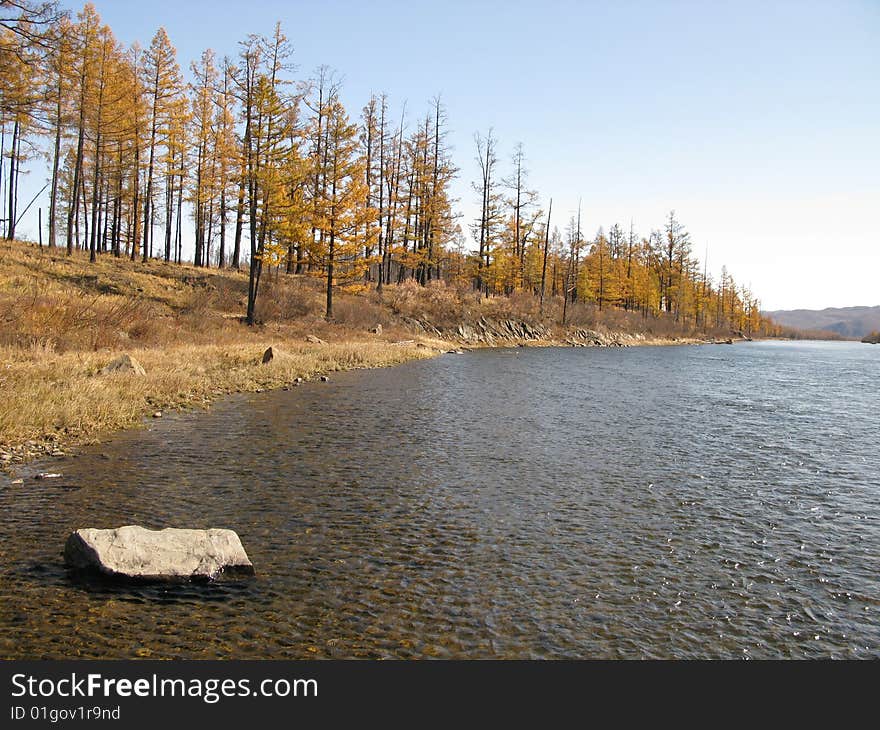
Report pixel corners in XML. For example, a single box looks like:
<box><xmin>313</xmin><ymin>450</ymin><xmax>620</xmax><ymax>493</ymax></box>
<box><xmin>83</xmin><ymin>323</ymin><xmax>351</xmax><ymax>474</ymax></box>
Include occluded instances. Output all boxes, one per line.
<box><xmin>1</xmin><ymin>341</ymin><xmax>878</xmax><ymax>658</ymax></box>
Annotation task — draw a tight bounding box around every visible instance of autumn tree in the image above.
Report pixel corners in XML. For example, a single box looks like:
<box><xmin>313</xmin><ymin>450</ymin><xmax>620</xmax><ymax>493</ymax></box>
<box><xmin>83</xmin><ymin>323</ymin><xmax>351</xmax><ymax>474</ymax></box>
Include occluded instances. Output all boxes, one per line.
<box><xmin>214</xmin><ymin>57</ymin><xmax>239</xmax><ymax>268</ymax></box>
<box><xmin>189</xmin><ymin>48</ymin><xmax>218</xmax><ymax>267</ymax></box>
<box><xmin>238</xmin><ymin>24</ymin><xmax>299</xmax><ymax>323</ymax></box>
<box><xmin>140</xmin><ymin>26</ymin><xmax>182</xmax><ymax>262</ymax></box>
<box><xmin>317</xmin><ymin>99</ymin><xmax>368</xmax><ymax>319</ymax></box>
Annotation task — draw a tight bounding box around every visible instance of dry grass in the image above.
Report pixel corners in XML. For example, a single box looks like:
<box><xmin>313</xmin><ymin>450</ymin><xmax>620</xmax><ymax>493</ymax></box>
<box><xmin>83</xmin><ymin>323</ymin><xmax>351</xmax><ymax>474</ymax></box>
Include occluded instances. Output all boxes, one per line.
<box><xmin>0</xmin><ymin>340</ymin><xmax>434</xmax><ymax>450</ymax></box>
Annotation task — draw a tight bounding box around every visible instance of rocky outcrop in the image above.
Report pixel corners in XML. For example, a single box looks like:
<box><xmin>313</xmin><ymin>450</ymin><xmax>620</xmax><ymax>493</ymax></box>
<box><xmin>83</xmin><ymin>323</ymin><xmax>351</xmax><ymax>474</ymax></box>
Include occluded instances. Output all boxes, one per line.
<box><xmin>400</xmin><ymin>314</ymin><xmax>644</xmax><ymax>349</ymax></box>
<box><xmin>305</xmin><ymin>334</ymin><xmax>327</xmax><ymax>345</ymax></box>
<box><xmin>861</xmin><ymin>332</ymin><xmax>880</xmax><ymax>344</ymax></box>
<box><xmin>100</xmin><ymin>354</ymin><xmax>146</xmax><ymax>376</ymax></box>
<box><xmin>563</xmin><ymin>328</ymin><xmax>632</xmax><ymax>348</ymax></box>
<box><xmin>64</xmin><ymin>525</ymin><xmax>254</xmax><ymax>582</ymax></box>
<box><xmin>402</xmin><ymin>315</ymin><xmax>552</xmax><ymax>345</ymax></box>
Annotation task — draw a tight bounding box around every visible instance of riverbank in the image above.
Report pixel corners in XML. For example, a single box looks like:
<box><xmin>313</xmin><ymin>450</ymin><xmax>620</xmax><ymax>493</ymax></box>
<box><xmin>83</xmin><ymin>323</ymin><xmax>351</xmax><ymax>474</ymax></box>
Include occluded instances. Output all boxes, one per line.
<box><xmin>0</xmin><ymin>239</ymin><xmax>740</xmax><ymax>470</ymax></box>
<box><xmin>0</xmin><ymin>339</ymin><xmax>443</xmax><ymax>469</ymax></box>
<box><xmin>0</xmin><ymin>331</ymin><xmax>736</xmax><ymax>470</ymax></box>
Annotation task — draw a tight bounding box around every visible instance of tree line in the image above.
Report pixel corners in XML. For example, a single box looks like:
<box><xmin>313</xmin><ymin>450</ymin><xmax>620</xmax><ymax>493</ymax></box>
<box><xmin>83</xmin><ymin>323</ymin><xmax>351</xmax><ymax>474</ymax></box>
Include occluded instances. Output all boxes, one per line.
<box><xmin>0</xmin><ymin>1</ymin><xmax>772</xmax><ymax>336</ymax></box>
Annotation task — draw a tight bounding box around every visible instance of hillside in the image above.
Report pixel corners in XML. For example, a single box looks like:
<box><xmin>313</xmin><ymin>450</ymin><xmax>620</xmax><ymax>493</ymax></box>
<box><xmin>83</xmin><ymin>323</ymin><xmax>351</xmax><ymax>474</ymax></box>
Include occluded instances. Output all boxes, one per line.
<box><xmin>765</xmin><ymin>306</ymin><xmax>880</xmax><ymax>339</ymax></box>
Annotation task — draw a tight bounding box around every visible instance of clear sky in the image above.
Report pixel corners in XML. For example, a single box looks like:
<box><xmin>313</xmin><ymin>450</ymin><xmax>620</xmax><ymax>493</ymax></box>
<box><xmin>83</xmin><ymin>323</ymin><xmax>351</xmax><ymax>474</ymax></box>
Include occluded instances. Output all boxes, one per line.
<box><xmin>17</xmin><ymin>0</ymin><xmax>879</xmax><ymax>310</ymax></box>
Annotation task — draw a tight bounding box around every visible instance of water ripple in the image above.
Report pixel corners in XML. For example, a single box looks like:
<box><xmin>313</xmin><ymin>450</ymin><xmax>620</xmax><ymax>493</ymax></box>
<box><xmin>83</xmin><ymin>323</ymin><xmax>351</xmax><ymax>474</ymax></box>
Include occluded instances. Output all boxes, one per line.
<box><xmin>0</xmin><ymin>340</ymin><xmax>878</xmax><ymax>658</ymax></box>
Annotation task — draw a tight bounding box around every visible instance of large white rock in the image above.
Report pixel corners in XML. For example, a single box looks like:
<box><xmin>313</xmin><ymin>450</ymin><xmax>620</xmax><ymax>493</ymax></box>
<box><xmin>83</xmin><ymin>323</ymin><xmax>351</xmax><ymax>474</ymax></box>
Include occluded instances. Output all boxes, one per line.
<box><xmin>64</xmin><ymin>525</ymin><xmax>254</xmax><ymax>582</ymax></box>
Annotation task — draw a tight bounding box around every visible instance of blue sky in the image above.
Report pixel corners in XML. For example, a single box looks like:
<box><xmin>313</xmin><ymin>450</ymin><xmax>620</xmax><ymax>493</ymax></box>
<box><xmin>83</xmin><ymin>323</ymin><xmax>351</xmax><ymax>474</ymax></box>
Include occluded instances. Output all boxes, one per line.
<box><xmin>16</xmin><ymin>0</ymin><xmax>879</xmax><ymax>309</ymax></box>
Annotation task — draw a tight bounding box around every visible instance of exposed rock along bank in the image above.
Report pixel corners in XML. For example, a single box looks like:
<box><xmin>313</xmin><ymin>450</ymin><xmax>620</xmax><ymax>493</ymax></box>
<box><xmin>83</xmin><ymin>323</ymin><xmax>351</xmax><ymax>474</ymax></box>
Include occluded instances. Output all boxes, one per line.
<box><xmin>64</xmin><ymin>525</ymin><xmax>254</xmax><ymax>582</ymax></box>
<box><xmin>401</xmin><ymin>314</ymin><xmax>721</xmax><ymax>348</ymax></box>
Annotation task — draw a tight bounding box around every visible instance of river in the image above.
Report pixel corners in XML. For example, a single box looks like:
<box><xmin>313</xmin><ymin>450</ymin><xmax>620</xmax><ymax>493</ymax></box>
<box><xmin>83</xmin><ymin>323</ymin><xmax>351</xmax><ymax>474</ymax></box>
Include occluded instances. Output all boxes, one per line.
<box><xmin>1</xmin><ymin>340</ymin><xmax>877</xmax><ymax>658</ymax></box>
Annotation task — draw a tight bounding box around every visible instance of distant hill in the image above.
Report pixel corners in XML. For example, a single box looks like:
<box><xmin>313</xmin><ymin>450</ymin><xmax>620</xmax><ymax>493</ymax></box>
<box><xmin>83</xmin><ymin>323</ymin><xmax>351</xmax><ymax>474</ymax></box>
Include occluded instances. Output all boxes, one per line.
<box><xmin>765</xmin><ymin>305</ymin><xmax>880</xmax><ymax>339</ymax></box>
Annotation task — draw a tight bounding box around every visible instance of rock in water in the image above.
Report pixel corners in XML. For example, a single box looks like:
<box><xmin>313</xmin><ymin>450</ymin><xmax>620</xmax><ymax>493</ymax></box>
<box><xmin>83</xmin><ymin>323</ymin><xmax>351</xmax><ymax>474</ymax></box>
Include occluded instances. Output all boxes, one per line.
<box><xmin>100</xmin><ymin>354</ymin><xmax>146</xmax><ymax>376</ymax></box>
<box><xmin>64</xmin><ymin>525</ymin><xmax>254</xmax><ymax>582</ymax></box>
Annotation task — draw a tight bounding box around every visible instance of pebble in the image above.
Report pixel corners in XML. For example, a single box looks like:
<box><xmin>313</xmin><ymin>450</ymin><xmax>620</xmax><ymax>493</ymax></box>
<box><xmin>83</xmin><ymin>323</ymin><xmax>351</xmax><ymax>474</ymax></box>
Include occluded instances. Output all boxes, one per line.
<box><xmin>320</xmin><ymin>375</ymin><xmax>330</xmax><ymax>382</ymax></box>
<box><xmin>152</xmin><ymin>412</ymin><xmax>162</xmax><ymax>418</ymax></box>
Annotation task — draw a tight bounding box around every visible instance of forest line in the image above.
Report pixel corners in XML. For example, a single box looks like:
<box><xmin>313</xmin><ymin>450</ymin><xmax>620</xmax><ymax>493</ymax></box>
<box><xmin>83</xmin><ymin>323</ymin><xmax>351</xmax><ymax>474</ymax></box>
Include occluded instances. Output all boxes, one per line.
<box><xmin>1</xmin><ymin>1</ymin><xmax>775</xmax><ymax>337</ymax></box>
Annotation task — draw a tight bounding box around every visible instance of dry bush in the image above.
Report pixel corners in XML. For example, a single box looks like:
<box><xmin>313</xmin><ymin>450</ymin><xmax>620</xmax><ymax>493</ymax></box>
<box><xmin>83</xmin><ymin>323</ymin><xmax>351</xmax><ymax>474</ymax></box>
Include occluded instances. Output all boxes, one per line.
<box><xmin>0</xmin><ymin>278</ymin><xmax>166</xmax><ymax>352</ymax></box>
<box><xmin>328</xmin><ymin>294</ymin><xmax>387</xmax><ymax>329</ymax></box>
<box><xmin>383</xmin><ymin>279</ymin><xmax>471</xmax><ymax>326</ymax></box>
<box><xmin>176</xmin><ymin>285</ymin><xmax>225</xmax><ymax>329</ymax></box>
<box><xmin>253</xmin><ymin>276</ymin><xmax>323</xmax><ymax>322</ymax></box>
<box><xmin>498</xmin><ymin>289</ymin><xmax>543</xmax><ymax>320</ymax></box>
<box><xmin>558</xmin><ymin>300</ymin><xmax>602</xmax><ymax>329</ymax></box>
<box><xmin>205</xmin><ymin>274</ymin><xmax>247</xmax><ymax>313</ymax></box>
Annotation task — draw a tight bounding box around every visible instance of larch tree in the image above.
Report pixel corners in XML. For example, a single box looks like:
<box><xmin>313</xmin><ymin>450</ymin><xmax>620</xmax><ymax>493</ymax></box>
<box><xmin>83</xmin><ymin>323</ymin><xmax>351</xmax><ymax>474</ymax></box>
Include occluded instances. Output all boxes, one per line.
<box><xmin>63</xmin><ymin>3</ymin><xmax>99</xmax><ymax>254</ymax></box>
<box><xmin>189</xmin><ymin>48</ymin><xmax>218</xmax><ymax>267</ymax></box>
<box><xmin>300</xmin><ymin>66</ymin><xmax>340</xmax><ymax>277</ymax></box>
<box><xmin>44</xmin><ymin>13</ymin><xmax>72</xmax><ymax>248</ymax></box>
<box><xmin>318</xmin><ymin>98</ymin><xmax>368</xmax><ymax>319</ymax></box>
<box><xmin>140</xmin><ymin>26</ymin><xmax>182</xmax><ymax>262</ymax></box>
<box><xmin>84</xmin><ymin>19</ymin><xmax>130</xmax><ymax>262</ymax></box>
<box><xmin>0</xmin><ymin>25</ymin><xmax>39</xmax><ymax>240</ymax></box>
<box><xmin>240</xmin><ymin>24</ymin><xmax>296</xmax><ymax>324</ymax></box>
<box><xmin>214</xmin><ymin>57</ymin><xmax>239</xmax><ymax>268</ymax></box>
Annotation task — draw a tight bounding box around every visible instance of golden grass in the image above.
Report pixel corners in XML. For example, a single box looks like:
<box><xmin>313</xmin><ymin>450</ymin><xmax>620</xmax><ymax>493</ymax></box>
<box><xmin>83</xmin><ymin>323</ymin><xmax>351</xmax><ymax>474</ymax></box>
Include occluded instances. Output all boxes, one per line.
<box><xmin>0</xmin><ymin>340</ymin><xmax>435</xmax><ymax>452</ymax></box>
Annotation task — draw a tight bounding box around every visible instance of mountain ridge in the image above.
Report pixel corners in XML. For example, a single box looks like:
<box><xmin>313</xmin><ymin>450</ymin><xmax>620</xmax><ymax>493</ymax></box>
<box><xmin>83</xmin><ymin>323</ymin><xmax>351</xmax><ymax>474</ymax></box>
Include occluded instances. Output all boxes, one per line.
<box><xmin>765</xmin><ymin>305</ymin><xmax>880</xmax><ymax>338</ymax></box>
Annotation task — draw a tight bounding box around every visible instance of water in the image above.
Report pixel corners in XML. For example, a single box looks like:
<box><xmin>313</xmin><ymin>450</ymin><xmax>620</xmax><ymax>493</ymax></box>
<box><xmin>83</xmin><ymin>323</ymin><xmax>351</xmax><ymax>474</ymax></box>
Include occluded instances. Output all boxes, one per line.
<box><xmin>1</xmin><ymin>340</ymin><xmax>878</xmax><ymax>659</ymax></box>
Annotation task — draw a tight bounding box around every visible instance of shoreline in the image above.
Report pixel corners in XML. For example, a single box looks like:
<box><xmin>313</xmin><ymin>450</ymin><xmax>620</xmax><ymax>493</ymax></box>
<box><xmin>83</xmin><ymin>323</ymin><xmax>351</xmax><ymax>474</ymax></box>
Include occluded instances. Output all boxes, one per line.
<box><xmin>0</xmin><ymin>330</ymin><xmax>740</xmax><ymax>474</ymax></box>
<box><xmin>0</xmin><ymin>239</ymin><xmax>759</xmax><ymax>471</ymax></box>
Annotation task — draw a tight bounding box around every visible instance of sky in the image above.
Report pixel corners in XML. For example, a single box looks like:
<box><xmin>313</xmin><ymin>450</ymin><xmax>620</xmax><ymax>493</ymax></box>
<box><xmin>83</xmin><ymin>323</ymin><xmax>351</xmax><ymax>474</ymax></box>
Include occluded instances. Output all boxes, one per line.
<box><xmin>14</xmin><ymin>0</ymin><xmax>880</xmax><ymax>310</ymax></box>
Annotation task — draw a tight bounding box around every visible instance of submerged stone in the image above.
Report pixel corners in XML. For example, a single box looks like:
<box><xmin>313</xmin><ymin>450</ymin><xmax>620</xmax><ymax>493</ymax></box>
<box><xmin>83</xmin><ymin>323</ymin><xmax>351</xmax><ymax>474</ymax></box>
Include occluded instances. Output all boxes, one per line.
<box><xmin>64</xmin><ymin>525</ymin><xmax>254</xmax><ymax>582</ymax></box>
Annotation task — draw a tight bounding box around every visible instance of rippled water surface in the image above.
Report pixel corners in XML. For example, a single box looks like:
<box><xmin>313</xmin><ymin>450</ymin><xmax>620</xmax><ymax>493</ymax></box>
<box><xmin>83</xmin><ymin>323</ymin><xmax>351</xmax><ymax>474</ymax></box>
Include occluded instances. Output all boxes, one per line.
<box><xmin>1</xmin><ymin>341</ymin><xmax>878</xmax><ymax>659</ymax></box>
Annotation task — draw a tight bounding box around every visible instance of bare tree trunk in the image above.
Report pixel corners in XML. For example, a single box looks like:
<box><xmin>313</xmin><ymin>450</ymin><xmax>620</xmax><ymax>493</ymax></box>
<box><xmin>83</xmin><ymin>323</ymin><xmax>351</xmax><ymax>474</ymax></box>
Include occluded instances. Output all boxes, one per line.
<box><xmin>232</xmin><ymin>164</ymin><xmax>245</xmax><ymax>269</ymax></box>
<box><xmin>539</xmin><ymin>199</ymin><xmax>552</xmax><ymax>315</ymax></box>
<box><xmin>5</xmin><ymin>120</ymin><xmax>19</xmax><ymax>241</ymax></box>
